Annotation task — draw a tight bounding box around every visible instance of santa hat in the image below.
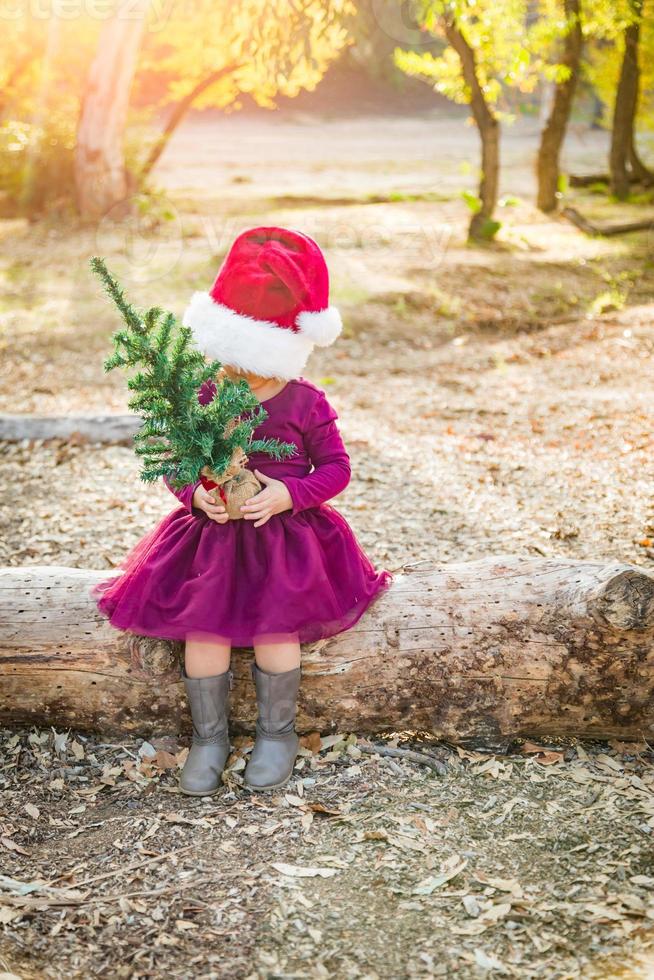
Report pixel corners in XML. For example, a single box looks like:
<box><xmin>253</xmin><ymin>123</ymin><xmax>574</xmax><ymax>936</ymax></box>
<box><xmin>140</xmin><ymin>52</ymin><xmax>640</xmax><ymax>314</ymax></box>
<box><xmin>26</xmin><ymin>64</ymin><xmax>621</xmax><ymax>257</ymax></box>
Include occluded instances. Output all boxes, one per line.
<box><xmin>183</xmin><ymin>226</ymin><xmax>342</xmax><ymax>380</ymax></box>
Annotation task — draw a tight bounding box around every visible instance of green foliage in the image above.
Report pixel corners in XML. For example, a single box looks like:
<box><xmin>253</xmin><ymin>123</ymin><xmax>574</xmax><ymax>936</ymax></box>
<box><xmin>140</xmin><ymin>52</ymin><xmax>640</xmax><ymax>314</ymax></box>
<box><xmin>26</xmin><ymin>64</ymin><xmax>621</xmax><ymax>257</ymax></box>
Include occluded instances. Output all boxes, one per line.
<box><xmin>589</xmin><ymin>287</ymin><xmax>626</xmax><ymax>314</ymax></box>
<box><xmin>461</xmin><ymin>191</ymin><xmax>502</xmax><ymax>237</ymax></box>
<box><xmin>394</xmin><ymin>0</ymin><xmax>533</xmax><ymax>113</ymax></box>
<box><xmin>461</xmin><ymin>189</ymin><xmax>482</xmax><ymax>214</ymax></box>
<box><xmin>0</xmin><ymin>15</ymin><xmax>100</xmax><ymax>216</ymax></box>
<box><xmin>91</xmin><ymin>258</ymin><xmax>296</xmax><ymax>489</ymax></box>
<box><xmin>0</xmin><ymin>113</ymin><xmax>158</xmax><ymax>218</ymax></box>
<box><xmin>583</xmin><ymin>0</ymin><xmax>654</xmax><ymax>132</ymax></box>
<box><xmin>476</xmin><ymin>218</ymin><xmax>503</xmax><ymax>241</ymax></box>
<box><xmin>0</xmin><ymin>115</ymin><xmax>76</xmax><ymax>217</ymax></box>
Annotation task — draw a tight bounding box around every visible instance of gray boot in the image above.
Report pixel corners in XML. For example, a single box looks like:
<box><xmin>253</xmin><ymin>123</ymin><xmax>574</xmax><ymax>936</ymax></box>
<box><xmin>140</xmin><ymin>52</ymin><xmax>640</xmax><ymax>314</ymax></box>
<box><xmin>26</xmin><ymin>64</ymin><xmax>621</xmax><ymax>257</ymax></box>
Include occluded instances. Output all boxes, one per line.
<box><xmin>179</xmin><ymin>669</ymin><xmax>232</xmax><ymax>796</ymax></box>
<box><xmin>244</xmin><ymin>662</ymin><xmax>301</xmax><ymax>791</ymax></box>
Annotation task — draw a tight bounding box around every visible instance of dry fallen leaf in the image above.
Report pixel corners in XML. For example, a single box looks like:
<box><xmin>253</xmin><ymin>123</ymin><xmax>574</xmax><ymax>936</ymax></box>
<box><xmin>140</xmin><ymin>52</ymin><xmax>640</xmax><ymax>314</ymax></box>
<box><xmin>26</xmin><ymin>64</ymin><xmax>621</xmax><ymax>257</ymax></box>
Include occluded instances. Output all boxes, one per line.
<box><xmin>473</xmin><ymin>872</ymin><xmax>524</xmax><ymax>898</ymax></box>
<box><xmin>450</xmin><ymin>921</ymin><xmax>490</xmax><ymax>937</ymax></box>
<box><xmin>462</xmin><ymin>895</ymin><xmax>481</xmax><ymax>917</ymax></box>
<box><xmin>520</xmin><ymin>741</ymin><xmax>564</xmax><ymax>765</ymax></box>
<box><xmin>52</xmin><ymin>731</ymin><xmax>68</xmax><ymax>756</ymax></box>
<box><xmin>307</xmin><ymin>802</ymin><xmax>342</xmax><ymax>817</ymax></box>
<box><xmin>284</xmin><ymin>794</ymin><xmax>306</xmax><ymax>808</ymax></box>
<box><xmin>413</xmin><ymin>857</ymin><xmax>467</xmax><ymax>894</ymax></box>
<box><xmin>630</xmin><ymin>875</ymin><xmax>654</xmax><ymax>888</ymax></box>
<box><xmin>300</xmin><ymin>731</ymin><xmax>322</xmax><ymax>753</ymax></box>
<box><xmin>301</xmin><ymin>812</ymin><xmax>314</xmax><ymax>832</ymax></box>
<box><xmin>271</xmin><ymin>863</ymin><xmax>338</xmax><ymax>879</ymax></box>
<box><xmin>479</xmin><ymin>902</ymin><xmax>512</xmax><ymax>923</ymax></box>
<box><xmin>474</xmin><ymin>949</ymin><xmax>509</xmax><ymax>974</ymax></box>
<box><xmin>362</xmin><ymin>829</ymin><xmax>388</xmax><ymax>843</ymax></box>
<box><xmin>0</xmin><ymin>908</ymin><xmax>24</xmax><ymax>926</ymax></box>
<box><xmin>1</xmin><ymin>837</ymin><xmax>29</xmax><ymax>856</ymax></box>
<box><xmin>152</xmin><ymin>750</ymin><xmax>178</xmax><ymax>770</ymax></box>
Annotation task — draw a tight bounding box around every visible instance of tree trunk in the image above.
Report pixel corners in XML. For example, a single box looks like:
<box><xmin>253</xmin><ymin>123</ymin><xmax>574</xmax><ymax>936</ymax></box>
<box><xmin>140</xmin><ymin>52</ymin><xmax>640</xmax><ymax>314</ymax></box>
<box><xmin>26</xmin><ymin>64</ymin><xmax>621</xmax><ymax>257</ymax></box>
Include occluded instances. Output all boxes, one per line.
<box><xmin>610</xmin><ymin>1</ymin><xmax>643</xmax><ymax>200</ymax></box>
<box><xmin>536</xmin><ymin>0</ymin><xmax>583</xmax><ymax>213</ymax></box>
<box><xmin>628</xmin><ymin>138</ymin><xmax>654</xmax><ymax>185</ymax></box>
<box><xmin>140</xmin><ymin>64</ymin><xmax>242</xmax><ymax>179</ymax></box>
<box><xmin>1</xmin><ymin>557</ymin><xmax>653</xmax><ymax>740</ymax></box>
<box><xmin>74</xmin><ymin>0</ymin><xmax>150</xmax><ymax>219</ymax></box>
<box><xmin>538</xmin><ymin>80</ymin><xmax>556</xmax><ymax>130</ymax></box>
<box><xmin>623</xmin><ymin>2</ymin><xmax>654</xmax><ymax>186</ymax></box>
<box><xmin>442</xmin><ymin>15</ymin><xmax>500</xmax><ymax>241</ymax></box>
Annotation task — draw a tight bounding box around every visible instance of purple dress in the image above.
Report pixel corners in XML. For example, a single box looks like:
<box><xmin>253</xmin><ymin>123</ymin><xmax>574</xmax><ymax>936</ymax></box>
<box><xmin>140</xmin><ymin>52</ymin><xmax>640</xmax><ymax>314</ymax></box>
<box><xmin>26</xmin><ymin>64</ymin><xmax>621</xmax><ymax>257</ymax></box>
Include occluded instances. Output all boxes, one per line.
<box><xmin>91</xmin><ymin>378</ymin><xmax>392</xmax><ymax>646</ymax></box>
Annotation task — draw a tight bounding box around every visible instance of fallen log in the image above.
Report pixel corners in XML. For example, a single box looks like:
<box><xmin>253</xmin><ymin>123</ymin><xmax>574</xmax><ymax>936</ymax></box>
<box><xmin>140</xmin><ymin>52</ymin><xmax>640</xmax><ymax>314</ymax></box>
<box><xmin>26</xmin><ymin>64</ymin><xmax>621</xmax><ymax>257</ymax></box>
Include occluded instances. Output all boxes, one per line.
<box><xmin>568</xmin><ymin>173</ymin><xmax>611</xmax><ymax>187</ymax></box>
<box><xmin>0</xmin><ymin>414</ymin><xmax>138</xmax><ymax>444</ymax></box>
<box><xmin>1</xmin><ymin>557</ymin><xmax>653</xmax><ymax>740</ymax></box>
<box><xmin>568</xmin><ymin>171</ymin><xmax>654</xmax><ymax>189</ymax></box>
<box><xmin>562</xmin><ymin>206</ymin><xmax>653</xmax><ymax>237</ymax></box>
<box><xmin>569</xmin><ymin>173</ymin><xmax>638</xmax><ymax>188</ymax></box>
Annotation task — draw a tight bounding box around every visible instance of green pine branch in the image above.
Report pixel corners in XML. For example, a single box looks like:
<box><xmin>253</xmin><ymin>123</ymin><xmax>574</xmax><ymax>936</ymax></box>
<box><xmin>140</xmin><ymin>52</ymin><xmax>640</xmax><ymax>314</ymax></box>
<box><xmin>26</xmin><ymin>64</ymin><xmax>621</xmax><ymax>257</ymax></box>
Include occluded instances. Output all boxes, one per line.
<box><xmin>91</xmin><ymin>257</ymin><xmax>297</xmax><ymax>489</ymax></box>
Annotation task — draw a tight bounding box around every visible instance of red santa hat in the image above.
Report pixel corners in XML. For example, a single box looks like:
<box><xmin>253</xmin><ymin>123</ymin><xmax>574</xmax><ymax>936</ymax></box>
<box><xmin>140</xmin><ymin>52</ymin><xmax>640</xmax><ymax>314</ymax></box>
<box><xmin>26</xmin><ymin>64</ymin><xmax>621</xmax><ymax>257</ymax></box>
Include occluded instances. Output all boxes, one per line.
<box><xmin>183</xmin><ymin>226</ymin><xmax>342</xmax><ymax>380</ymax></box>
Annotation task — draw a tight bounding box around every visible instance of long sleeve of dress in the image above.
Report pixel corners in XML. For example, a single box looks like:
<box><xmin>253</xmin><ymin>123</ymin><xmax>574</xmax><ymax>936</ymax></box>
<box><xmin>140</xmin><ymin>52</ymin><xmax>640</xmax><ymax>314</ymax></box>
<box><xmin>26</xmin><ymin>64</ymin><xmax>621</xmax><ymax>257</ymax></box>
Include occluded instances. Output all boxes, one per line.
<box><xmin>163</xmin><ymin>474</ymin><xmax>201</xmax><ymax>514</ymax></box>
<box><xmin>162</xmin><ymin>377</ymin><xmax>217</xmax><ymax>514</ymax></box>
<box><xmin>282</xmin><ymin>392</ymin><xmax>351</xmax><ymax>516</ymax></box>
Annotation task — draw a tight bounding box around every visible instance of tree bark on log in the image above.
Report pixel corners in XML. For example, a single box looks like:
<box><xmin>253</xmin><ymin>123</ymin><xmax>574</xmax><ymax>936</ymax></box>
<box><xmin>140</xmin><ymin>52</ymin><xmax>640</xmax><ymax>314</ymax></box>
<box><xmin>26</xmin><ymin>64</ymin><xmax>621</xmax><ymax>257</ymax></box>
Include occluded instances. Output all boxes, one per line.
<box><xmin>536</xmin><ymin>0</ymin><xmax>582</xmax><ymax>213</ymax></box>
<box><xmin>1</xmin><ymin>557</ymin><xmax>653</xmax><ymax>740</ymax></box>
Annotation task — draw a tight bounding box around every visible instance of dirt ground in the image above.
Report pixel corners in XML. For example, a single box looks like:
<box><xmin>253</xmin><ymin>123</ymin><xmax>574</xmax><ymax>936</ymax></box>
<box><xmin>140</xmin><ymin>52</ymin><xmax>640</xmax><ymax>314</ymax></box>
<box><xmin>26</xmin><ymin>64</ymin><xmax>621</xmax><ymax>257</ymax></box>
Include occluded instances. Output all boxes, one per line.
<box><xmin>1</xmin><ymin>111</ymin><xmax>654</xmax><ymax>978</ymax></box>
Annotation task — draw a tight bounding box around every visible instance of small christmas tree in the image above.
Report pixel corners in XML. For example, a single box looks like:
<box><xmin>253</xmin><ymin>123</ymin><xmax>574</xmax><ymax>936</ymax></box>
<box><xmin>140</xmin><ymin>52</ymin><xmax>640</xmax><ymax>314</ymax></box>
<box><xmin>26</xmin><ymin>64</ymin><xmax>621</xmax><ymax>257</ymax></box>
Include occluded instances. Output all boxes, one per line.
<box><xmin>91</xmin><ymin>258</ymin><xmax>296</xmax><ymax>514</ymax></box>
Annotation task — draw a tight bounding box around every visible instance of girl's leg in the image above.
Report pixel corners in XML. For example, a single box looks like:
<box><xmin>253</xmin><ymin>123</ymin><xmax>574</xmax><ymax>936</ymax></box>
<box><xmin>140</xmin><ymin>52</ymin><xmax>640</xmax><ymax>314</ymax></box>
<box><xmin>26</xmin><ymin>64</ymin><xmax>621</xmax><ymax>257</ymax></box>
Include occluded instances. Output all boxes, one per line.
<box><xmin>245</xmin><ymin>633</ymin><xmax>302</xmax><ymax>791</ymax></box>
<box><xmin>252</xmin><ymin>632</ymin><xmax>301</xmax><ymax>673</ymax></box>
<box><xmin>185</xmin><ymin>630</ymin><xmax>232</xmax><ymax>677</ymax></box>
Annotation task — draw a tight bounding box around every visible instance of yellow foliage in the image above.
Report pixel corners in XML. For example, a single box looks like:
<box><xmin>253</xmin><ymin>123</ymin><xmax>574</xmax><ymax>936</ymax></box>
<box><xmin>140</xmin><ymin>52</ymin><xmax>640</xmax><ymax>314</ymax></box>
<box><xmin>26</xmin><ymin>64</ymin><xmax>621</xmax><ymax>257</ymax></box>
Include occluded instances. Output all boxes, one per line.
<box><xmin>584</xmin><ymin>0</ymin><xmax>654</xmax><ymax>129</ymax></box>
<box><xmin>136</xmin><ymin>0</ymin><xmax>353</xmax><ymax>111</ymax></box>
<box><xmin>0</xmin><ymin>0</ymin><xmax>352</xmax><ymax>213</ymax></box>
<box><xmin>0</xmin><ymin>0</ymin><xmax>352</xmax><ymax>124</ymax></box>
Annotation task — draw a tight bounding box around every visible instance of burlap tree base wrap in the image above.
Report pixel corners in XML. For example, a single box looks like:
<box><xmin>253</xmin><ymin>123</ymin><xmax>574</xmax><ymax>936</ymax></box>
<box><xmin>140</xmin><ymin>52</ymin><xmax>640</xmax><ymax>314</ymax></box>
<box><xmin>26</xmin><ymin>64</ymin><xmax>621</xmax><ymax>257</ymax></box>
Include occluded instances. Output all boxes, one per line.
<box><xmin>201</xmin><ymin>445</ymin><xmax>262</xmax><ymax>520</ymax></box>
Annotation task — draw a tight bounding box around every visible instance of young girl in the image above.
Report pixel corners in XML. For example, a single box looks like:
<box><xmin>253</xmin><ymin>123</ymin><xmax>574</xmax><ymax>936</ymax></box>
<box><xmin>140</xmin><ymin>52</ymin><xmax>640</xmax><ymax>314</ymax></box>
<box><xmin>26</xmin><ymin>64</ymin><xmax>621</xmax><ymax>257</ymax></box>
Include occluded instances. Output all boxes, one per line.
<box><xmin>91</xmin><ymin>226</ymin><xmax>392</xmax><ymax>795</ymax></box>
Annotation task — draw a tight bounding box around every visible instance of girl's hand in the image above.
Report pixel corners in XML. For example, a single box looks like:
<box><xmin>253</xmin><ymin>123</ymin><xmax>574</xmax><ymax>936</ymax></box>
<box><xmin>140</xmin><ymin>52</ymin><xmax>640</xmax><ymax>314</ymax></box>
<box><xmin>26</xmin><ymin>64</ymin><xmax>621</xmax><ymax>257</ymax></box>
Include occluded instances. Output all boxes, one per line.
<box><xmin>240</xmin><ymin>469</ymin><xmax>293</xmax><ymax>527</ymax></box>
<box><xmin>192</xmin><ymin>485</ymin><xmax>229</xmax><ymax>523</ymax></box>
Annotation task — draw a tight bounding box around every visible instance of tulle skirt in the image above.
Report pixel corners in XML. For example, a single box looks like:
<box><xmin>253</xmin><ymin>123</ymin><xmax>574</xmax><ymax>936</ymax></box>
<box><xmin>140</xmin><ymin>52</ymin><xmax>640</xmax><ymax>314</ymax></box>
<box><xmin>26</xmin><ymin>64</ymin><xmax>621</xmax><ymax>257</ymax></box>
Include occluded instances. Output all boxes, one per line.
<box><xmin>91</xmin><ymin>503</ymin><xmax>393</xmax><ymax>647</ymax></box>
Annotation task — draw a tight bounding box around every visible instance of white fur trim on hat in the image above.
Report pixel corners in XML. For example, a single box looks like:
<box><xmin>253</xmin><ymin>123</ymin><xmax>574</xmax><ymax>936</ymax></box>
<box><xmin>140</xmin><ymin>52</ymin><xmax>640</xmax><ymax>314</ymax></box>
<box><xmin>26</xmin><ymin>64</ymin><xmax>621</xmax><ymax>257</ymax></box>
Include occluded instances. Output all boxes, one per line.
<box><xmin>296</xmin><ymin>306</ymin><xmax>342</xmax><ymax>347</ymax></box>
<box><xmin>183</xmin><ymin>292</ymin><xmax>316</xmax><ymax>381</ymax></box>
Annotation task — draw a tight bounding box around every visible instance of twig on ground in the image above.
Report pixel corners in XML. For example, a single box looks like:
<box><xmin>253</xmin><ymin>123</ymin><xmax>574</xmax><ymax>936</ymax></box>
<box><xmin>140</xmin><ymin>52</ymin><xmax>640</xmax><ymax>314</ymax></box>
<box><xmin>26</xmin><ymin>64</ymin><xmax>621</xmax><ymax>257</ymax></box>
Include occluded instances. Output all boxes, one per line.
<box><xmin>0</xmin><ymin>876</ymin><xmax>236</xmax><ymax>913</ymax></box>
<box><xmin>358</xmin><ymin>742</ymin><xmax>447</xmax><ymax>775</ymax></box>
<box><xmin>53</xmin><ymin>843</ymin><xmax>197</xmax><ymax>890</ymax></box>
